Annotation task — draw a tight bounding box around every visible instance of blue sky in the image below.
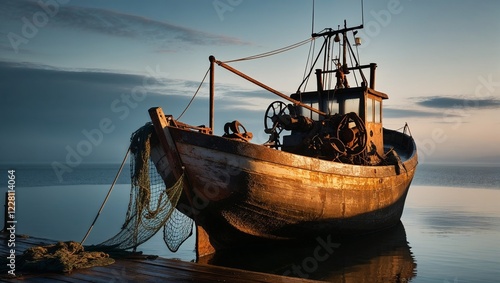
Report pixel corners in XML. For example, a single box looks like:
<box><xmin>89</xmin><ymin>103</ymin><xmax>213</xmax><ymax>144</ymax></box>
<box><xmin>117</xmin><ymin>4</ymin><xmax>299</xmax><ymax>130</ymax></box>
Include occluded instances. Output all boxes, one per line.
<box><xmin>1</xmin><ymin>0</ymin><xmax>499</xmax><ymax>168</ymax></box>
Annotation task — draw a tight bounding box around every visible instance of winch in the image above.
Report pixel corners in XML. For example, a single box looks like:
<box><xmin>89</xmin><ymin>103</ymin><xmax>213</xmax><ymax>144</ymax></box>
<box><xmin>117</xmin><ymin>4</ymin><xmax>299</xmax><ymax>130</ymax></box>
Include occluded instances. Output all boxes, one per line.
<box><xmin>264</xmin><ymin>101</ymin><xmax>368</xmax><ymax>164</ymax></box>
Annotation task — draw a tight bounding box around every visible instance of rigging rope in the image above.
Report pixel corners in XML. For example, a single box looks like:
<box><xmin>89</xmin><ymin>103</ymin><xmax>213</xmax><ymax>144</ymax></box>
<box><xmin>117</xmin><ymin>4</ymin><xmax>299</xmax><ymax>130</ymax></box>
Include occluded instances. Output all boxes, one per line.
<box><xmin>222</xmin><ymin>38</ymin><xmax>314</xmax><ymax>63</ymax></box>
<box><xmin>177</xmin><ymin>38</ymin><xmax>314</xmax><ymax>118</ymax></box>
<box><xmin>301</xmin><ymin>36</ymin><xmax>316</xmax><ymax>93</ymax></box>
<box><xmin>296</xmin><ymin>39</ymin><xmax>328</xmax><ymax>92</ymax></box>
<box><xmin>177</xmin><ymin>67</ymin><xmax>210</xmax><ymax>120</ymax></box>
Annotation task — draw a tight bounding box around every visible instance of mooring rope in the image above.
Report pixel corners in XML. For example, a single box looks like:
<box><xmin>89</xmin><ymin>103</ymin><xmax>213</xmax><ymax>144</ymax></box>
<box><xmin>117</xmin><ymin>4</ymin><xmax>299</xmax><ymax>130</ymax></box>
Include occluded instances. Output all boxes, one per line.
<box><xmin>80</xmin><ymin>146</ymin><xmax>130</xmax><ymax>245</ymax></box>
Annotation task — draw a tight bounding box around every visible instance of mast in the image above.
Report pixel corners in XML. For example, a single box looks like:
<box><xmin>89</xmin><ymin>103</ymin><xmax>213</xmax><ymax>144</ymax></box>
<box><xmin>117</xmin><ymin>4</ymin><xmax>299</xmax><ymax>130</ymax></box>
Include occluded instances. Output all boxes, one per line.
<box><xmin>342</xmin><ymin>20</ymin><xmax>349</xmax><ymax>75</ymax></box>
<box><xmin>311</xmin><ymin>24</ymin><xmax>363</xmax><ymax>38</ymax></box>
<box><xmin>309</xmin><ymin>22</ymin><xmax>371</xmax><ymax>89</ymax></box>
<box><xmin>209</xmin><ymin>55</ymin><xmax>215</xmax><ymax>132</ymax></box>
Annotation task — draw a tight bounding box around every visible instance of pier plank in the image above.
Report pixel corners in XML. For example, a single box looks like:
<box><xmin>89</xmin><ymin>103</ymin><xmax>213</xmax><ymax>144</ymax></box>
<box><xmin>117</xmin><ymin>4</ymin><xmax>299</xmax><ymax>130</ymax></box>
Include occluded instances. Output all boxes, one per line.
<box><xmin>0</xmin><ymin>234</ymin><xmax>318</xmax><ymax>283</ymax></box>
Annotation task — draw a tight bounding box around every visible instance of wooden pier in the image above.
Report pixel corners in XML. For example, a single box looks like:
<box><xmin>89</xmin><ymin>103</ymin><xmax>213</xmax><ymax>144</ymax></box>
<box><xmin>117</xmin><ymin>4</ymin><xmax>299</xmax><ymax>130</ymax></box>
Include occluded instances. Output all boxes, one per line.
<box><xmin>0</xmin><ymin>233</ymin><xmax>318</xmax><ymax>282</ymax></box>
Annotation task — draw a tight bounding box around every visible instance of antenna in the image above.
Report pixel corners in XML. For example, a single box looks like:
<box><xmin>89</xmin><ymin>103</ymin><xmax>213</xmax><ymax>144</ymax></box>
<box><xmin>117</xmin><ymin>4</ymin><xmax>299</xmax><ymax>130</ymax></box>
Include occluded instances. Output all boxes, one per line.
<box><xmin>311</xmin><ymin>0</ymin><xmax>315</xmax><ymax>35</ymax></box>
<box><xmin>361</xmin><ymin>0</ymin><xmax>365</xmax><ymax>26</ymax></box>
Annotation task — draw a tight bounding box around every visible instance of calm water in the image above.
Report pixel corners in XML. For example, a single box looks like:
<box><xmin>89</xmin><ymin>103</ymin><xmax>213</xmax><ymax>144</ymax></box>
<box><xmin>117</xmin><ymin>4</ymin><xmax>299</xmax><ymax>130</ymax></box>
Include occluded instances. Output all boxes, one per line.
<box><xmin>1</xmin><ymin>163</ymin><xmax>499</xmax><ymax>282</ymax></box>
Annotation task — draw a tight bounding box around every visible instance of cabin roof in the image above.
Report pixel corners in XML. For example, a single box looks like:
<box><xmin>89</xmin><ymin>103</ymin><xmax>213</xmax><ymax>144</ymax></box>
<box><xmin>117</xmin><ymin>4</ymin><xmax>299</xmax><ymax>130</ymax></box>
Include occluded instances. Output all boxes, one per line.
<box><xmin>367</xmin><ymin>88</ymin><xmax>389</xmax><ymax>99</ymax></box>
<box><xmin>291</xmin><ymin>86</ymin><xmax>388</xmax><ymax>101</ymax></box>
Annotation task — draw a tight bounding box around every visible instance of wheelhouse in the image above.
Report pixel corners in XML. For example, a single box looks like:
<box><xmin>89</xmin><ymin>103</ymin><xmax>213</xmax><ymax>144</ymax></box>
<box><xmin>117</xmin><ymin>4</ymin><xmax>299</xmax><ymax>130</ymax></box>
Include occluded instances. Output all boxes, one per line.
<box><xmin>288</xmin><ymin>64</ymin><xmax>389</xmax><ymax>163</ymax></box>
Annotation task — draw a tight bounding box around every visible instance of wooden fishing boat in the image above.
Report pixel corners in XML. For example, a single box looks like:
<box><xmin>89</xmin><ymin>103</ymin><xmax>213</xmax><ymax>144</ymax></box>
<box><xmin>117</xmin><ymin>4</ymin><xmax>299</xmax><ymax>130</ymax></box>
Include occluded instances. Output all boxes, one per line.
<box><xmin>147</xmin><ymin>21</ymin><xmax>417</xmax><ymax>257</ymax></box>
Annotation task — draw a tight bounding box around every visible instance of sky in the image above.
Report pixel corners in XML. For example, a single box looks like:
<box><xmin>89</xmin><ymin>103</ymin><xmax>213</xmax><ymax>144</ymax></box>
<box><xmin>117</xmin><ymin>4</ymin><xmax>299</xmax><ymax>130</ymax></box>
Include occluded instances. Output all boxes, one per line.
<box><xmin>1</xmin><ymin>0</ymin><xmax>499</xmax><ymax>170</ymax></box>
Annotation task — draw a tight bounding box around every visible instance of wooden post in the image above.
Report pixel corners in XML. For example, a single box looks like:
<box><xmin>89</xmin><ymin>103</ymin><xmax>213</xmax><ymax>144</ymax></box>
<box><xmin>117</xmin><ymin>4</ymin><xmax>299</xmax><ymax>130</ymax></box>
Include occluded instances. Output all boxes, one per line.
<box><xmin>209</xmin><ymin>56</ymin><xmax>215</xmax><ymax>132</ymax></box>
<box><xmin>370</xmin><ymin>63</ymin><xmax>377</xmax><ymax>89</ymax></box>
<box><xmin>315</xmin><ymin>69</ymin><xmax>323</xmax><ymax>92</ymax></box>
<box><xmin>342</xmin><ymin>33</ymin><xmax>348</xmax><ymax>73</ymax></box>
<box><xmin>149</xmin><ymin>107</ymin><xmax>185</xmax><ymax>182</ymax></box>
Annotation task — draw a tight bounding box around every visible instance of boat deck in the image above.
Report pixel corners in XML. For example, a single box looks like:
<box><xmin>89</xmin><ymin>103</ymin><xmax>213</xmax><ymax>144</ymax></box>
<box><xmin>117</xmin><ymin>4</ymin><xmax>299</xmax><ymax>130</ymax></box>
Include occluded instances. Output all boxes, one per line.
<box><xmin>0</xmin><ymin>233</ymin><xmax>317</xmax><ymax>282</ymax></box>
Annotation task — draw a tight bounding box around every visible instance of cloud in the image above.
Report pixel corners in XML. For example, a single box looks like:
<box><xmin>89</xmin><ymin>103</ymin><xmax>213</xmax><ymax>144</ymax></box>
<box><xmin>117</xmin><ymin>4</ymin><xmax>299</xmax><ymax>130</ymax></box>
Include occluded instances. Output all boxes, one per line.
<box><xmin>1</xmin><ymin>0</ymin><xmax>251</xmax><ymax>50</ymax></box>
<box><xmin>217</xmin><ymin>89</ymin><xmax>285</xmax><ymax>112</ymax></box>
<box><xmin>383</xmin><ymin>108</ymin><xmax>439</xmax><ymax>119</ymax></box>
<box><xmin>381</xmin><ymin>106</ymin><xmax>466</xmax><ymax>119</ymax></box>
<box><xmin>415</xmin><ymin>96</ymin><xmax>500</xmax><ymax>110</ymax></box>
<box><xmin>0</xmin><ymin>61</ymin><xmax>206</xmax><ymax>163</ymax></box>
<box><xmin>383</xmin><ymin>96</ymin><xmax>500</xmax><ymax>120</ymax></box>
<box><xmin>0</xmin><ymin>61</ymin><xmax>277</xmax><ymax>163</ymax></box>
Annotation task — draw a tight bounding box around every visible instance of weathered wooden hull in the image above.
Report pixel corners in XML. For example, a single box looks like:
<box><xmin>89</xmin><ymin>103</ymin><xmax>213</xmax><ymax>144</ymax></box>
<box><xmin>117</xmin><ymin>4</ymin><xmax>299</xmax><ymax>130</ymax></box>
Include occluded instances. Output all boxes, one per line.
<box><xmin>150</xmin><ymin>116</ymin><xmax>417</xmax><ymax>252</ymax></box>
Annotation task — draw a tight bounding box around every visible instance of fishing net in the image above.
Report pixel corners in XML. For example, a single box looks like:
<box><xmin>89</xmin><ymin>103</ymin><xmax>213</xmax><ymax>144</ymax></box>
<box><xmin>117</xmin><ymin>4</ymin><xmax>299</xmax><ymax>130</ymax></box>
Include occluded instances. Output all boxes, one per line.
<box><xmin>99</xmin><ymin>123</ymin><xmax>193</xmax><ymax>252</ymax></box>
<box><xmin>19</xmin><ymin>241</ymin><xmax>114</xmax><ymax>273</ymax></box>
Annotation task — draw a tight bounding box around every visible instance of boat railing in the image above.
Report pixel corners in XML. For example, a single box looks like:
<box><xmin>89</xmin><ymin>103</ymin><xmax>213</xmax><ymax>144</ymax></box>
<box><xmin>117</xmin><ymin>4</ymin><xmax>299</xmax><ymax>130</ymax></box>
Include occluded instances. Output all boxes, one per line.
<box><xmin>383</xmin><ymin>126</ymin><xmax>417</xmax><ymax>161</ymax></box>
<box><xmin>315</xmin><ymin>63</ymin><xmax>377</xmax><ymax>89</ymax></box>
<box><xmin>165</xmin><ymin>114</ymin><xmax>212</xmax><ymax>135</ymax></box>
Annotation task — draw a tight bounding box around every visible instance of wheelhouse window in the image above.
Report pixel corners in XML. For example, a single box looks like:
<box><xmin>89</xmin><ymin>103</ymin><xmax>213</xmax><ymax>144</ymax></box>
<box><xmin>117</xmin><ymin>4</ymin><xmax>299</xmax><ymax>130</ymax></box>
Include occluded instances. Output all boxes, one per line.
<box><xmin>298</xmin><ymin>97</ymin><xmax>339</xmax><ymax>120</ymax></box>
<box><xmin>344</xmin><ymin>98</ymin><xmax>360</xmax><ymax>115</ymax></box>
<box><xmin>375</xmin><ymin>99</ymin><xmax>381</xmax><ymax>123</ymax></box>
<box><xmin>328</xmin><ymin>99</ymin><xmax>339</xmax><ymax>115</ymax></box>
<box><xmin>301</xmin><ymin>100</ymin><xmax>320</xmax><ymax>120</ymax></box>
<box><xmin>367</xmin><ymin>98</ymin><xmax>374</xmax><ymax>122</ymax></box>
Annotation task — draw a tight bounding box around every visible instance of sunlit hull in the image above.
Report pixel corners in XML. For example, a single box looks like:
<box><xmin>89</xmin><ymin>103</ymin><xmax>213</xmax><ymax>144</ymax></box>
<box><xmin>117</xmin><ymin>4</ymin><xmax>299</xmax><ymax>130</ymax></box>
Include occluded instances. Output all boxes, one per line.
<box><xmin>151</xmin><ymin>119</ymin><xmax>417</xmax><ymax>254</ymax></box>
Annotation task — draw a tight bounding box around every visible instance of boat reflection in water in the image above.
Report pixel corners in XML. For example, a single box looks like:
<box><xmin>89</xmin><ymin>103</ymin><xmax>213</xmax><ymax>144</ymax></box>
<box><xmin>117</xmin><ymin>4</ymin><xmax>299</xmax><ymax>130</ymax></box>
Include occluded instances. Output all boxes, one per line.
<box><xmin>199</xmin><ymin>221</ymin><xmax>416</xmax><ymax>282</ymax></box>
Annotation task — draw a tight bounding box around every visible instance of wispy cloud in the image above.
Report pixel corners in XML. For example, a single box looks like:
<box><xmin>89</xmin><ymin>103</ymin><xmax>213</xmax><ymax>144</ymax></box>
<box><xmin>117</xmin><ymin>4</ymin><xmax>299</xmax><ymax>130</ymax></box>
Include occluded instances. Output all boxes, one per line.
<box><xmin>383</xmin><ymin>95</ymin><xmax>500</xmax><ymax>121</ymax></box>
<box><xmin>217</xmin><ymin>90</ymin><xmax>281</xmax><ymax>112</ymax></box>
<box><xmin>383</xmin><ymin>108</ymin><xmax>444</xmax><ymax>119</ymax></box>
<box><xmin>1</xmin><ymin>0</ymin><xmax>251</xmax><ymax>50</ymax></box>
<box><xmin>415</xmin><ymin>96</ymin><xmax>500</xmax><ymax>110</ymax></box>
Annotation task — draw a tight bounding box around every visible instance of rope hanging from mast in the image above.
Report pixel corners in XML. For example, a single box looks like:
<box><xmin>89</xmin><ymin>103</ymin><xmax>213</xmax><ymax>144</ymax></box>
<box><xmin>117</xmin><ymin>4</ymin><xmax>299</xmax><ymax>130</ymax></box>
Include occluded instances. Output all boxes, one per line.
<box><xmin>301</xmin><ymin>33</ymin><xmax>317</xmax><ymax>93</ymax></box>
<box><xmin>296</xmin><ymin>39</ymin><xmax>328</xmax><ymax>93</ymax></box>
<box><xmin>177</xmin><ymin>67</ymin><xmax>210</xmax><ymax>120</ymax></box>
<box><xmin>178</xmin><ymin>38</ymin><xmax>314</xmax><ymax>119</ymax></box>
<box><xmin>181</xmin><ymin>18</ymin><xmax>367</xmax><ymax>124</ymax></box>
<box><xmin>222</xmin><ymin>38</ymin><xmax>314</xmax><ymax>63</ymax></box>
